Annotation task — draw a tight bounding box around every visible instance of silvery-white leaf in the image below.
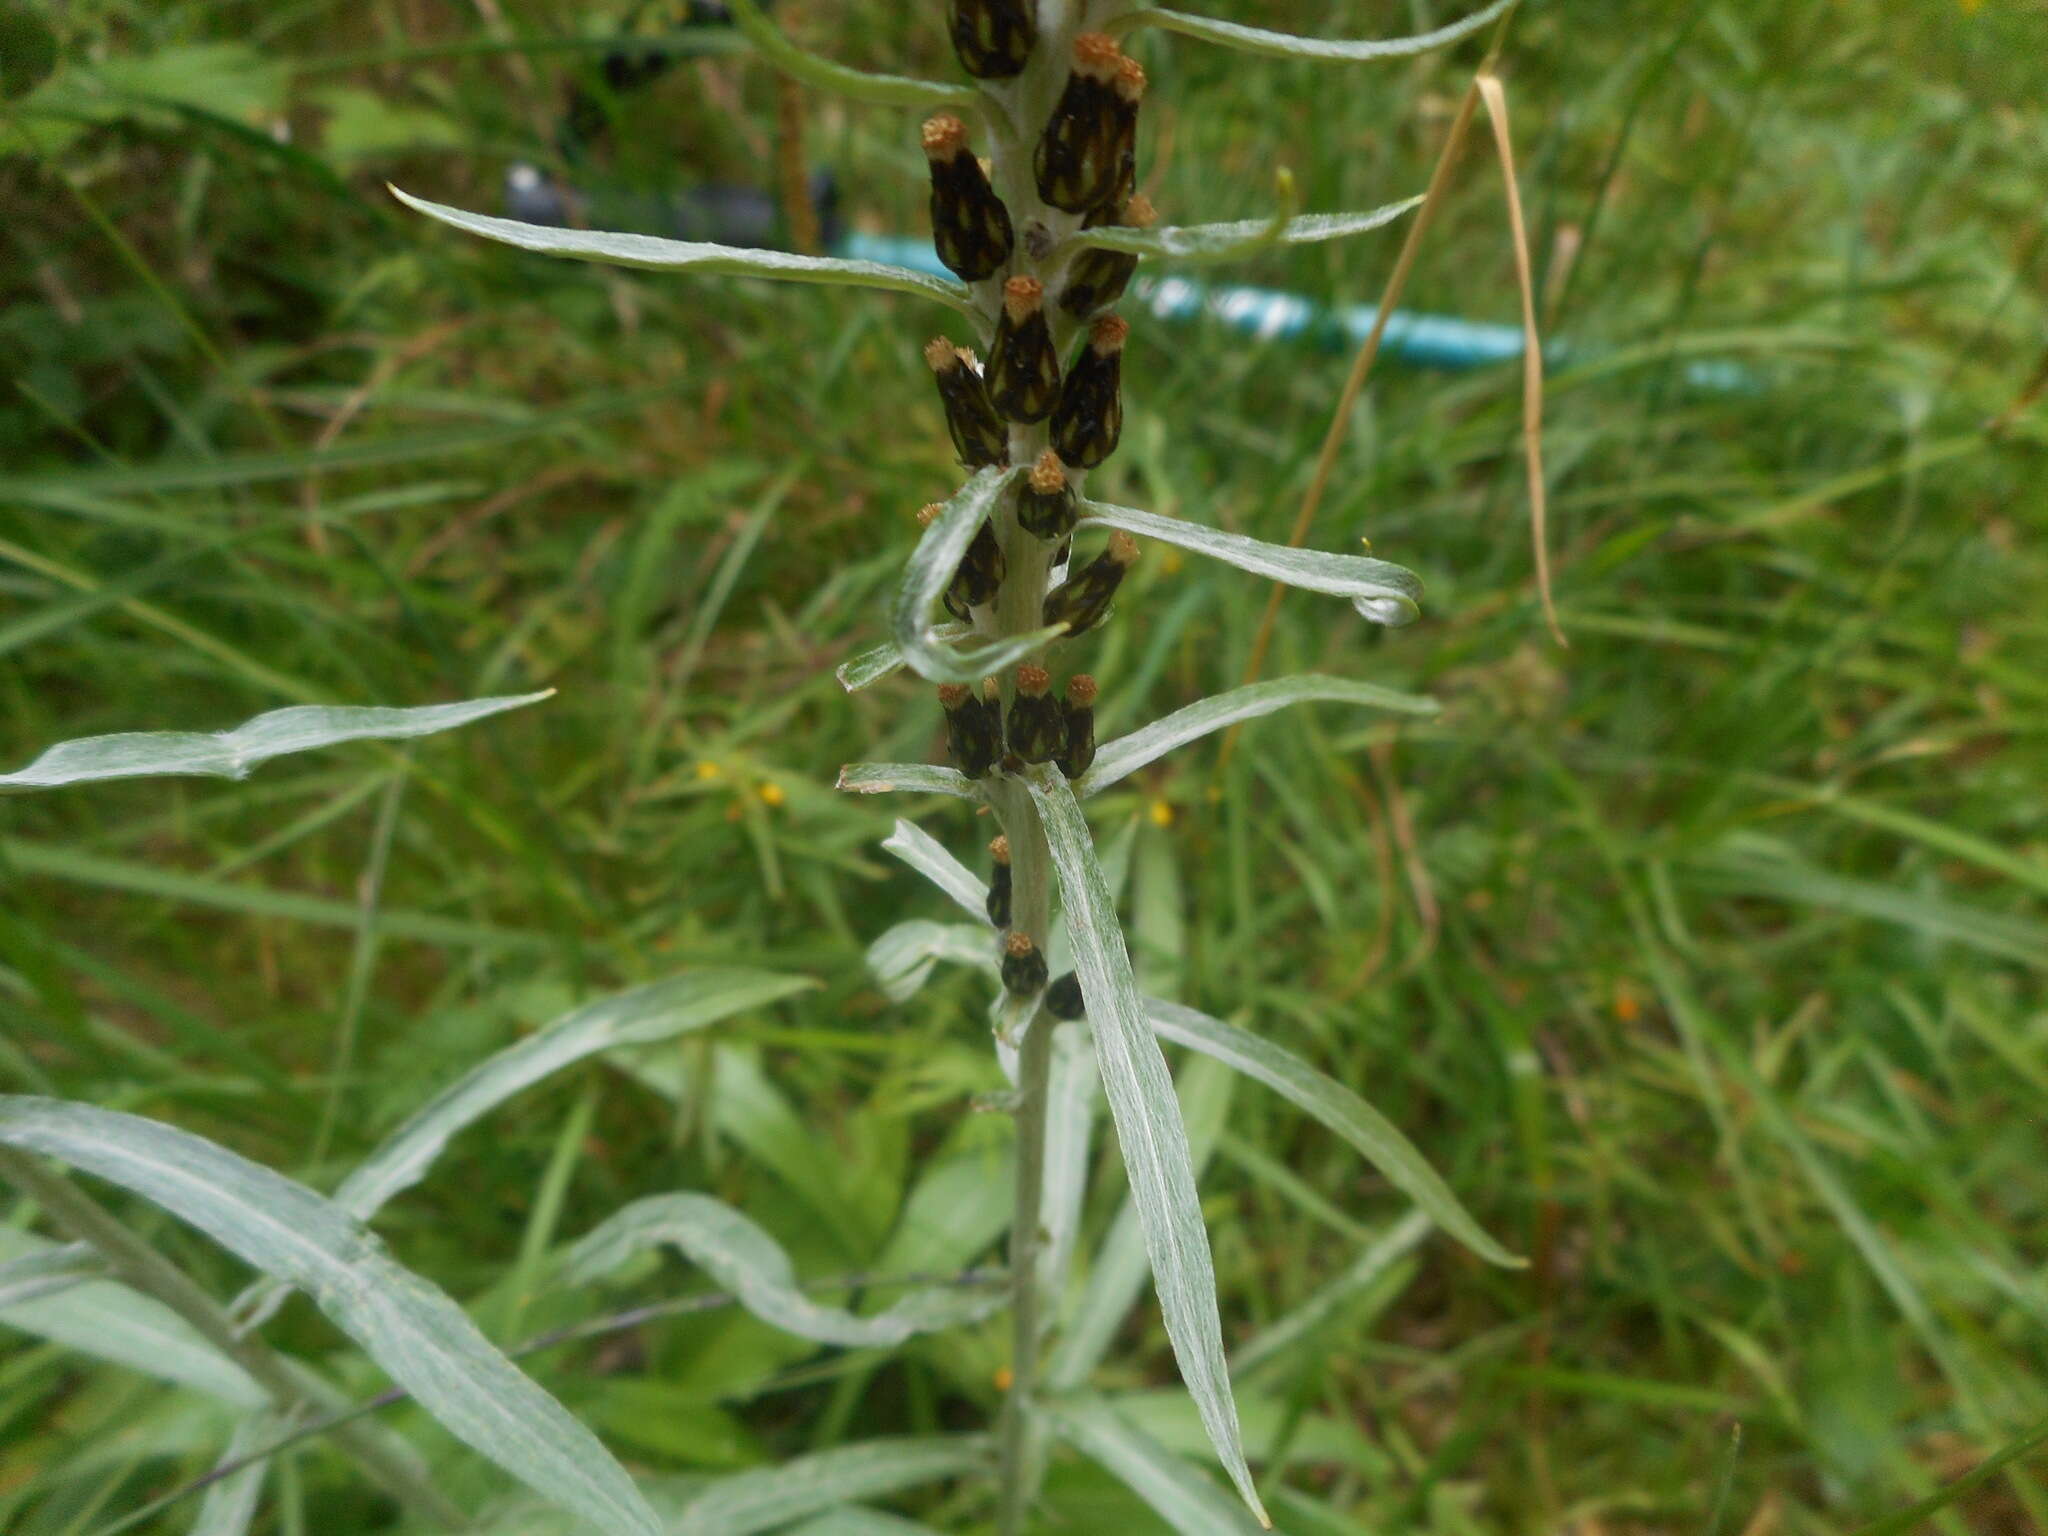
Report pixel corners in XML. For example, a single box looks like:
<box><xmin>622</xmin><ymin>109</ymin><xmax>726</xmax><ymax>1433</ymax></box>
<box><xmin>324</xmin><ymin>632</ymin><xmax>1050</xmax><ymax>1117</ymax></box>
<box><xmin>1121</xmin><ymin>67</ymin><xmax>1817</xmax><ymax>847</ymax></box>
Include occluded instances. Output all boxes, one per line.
<box><xmin>0</xmin><ymin>1228</ymin><xmax>262</xmax><ymax>1406</ymax></box>
<box><xmin>1044</xmin><ymin>1395</ymin><xmax>1267</xmax><ymax>1536</ymax></box>
<box><xmin>837</xmin><ymin>637</ymin><xmax>912</xmax><ymax>693</ymax></box>
<box><xmin>1077</xmin><ymin>675</ymin><xmax>1438</xmax><ymax>798</ymax></box>
<box><xmin>0</xmin><ymin>1098</ymin><xmax>661</xmax><ymax>1536</ymax></box>
<box><xmin>1231</xmin><ymin>1211</ymin><xmax>1430</xmax><ymax>1380</ymax></box>
<box><xmin>866</xmin><ymin>920</ymin><xmax>997</xmax><ymax>1003</ymax></box>
<box><xmin>881</xmin><ymin>820</ymin><xmax>990</xmax><ymax>922</ymax></box>
<box><xmin>1077</xmin><ymin>501</ymin><xmax>1423</xmax><ymax>627</ymax></box>
<box><xmin>190</xmin><ymin>1409</ymin><xmax>288</xmax><ymax>1536</ymax></box>
<box><xmin>0</xmin><ymin>693</ymin><xmax>551</xmax><ymax>791</ymax></box>
<box><xmin>1037</xmin><ymin>1023</ymin><xmax>1098</xmax><ymax>1306</ymax></box>
<box><xmin>1148</xmin><ymin>999</ymin><xmax>1521</xmax><ymax>1268</ymax></box>
<box><xmin>1024</xmin><ymin>772</ymin><xmax>1267</xmax><ymax>1527</ymax></box>
<box><xmin>240</xmin><ymin>969</ymin><xmax>813</xmax><ymax>1332</ymax></box>
<box><xmin>338</xmin><ymin>970</ymin><xmax>813</xmax><ymax>1221</ymax></box>
<box><xmin>894</xmin><ymin>467</ymin><xmax>1069</xmax><ymax>682</ymax></box>
<box><xmin>780</xmin><ymin>1510</ymin><xmax>941</xmax><ymax>1535</ymax></box>
<box><xmin>566</xmin><ymin>1194</ymin><xmax>999</xmax><ymax>1348</ymax></box>
<box><xmin>1069</xmin><ymin>197</ymin><xmax>1422</xmax><ymax>265</ymax></box>
<box><xmin>726</xmin><ymin>0</ymin><xmax>978</xmax><ymax>111</ymax></box>
<box><xmin>836</xmin><ymin>763</ymin><xmax>976</xmax><ymax>800</ymax></box>
<box><xmin>392</xmin><ymin>189</ymin><xmax>974</xmax><ymax>315</ymax></box>
<box><xmin>0</xmin><ymin>1237</ymin><xmax>102</xmax><ymax>1308</ymax></box>
<box><xmin>668</xmin><ymin>1436</ymin><xmax>991</xmax><ymax>1535</ymax></box>
<box><xmin>1120</xmin><ymin>0</ymin><xmax>1517</xmax><ymax>61</ymax></box>
<box><xmin>1045</xmin><ymin>1056</ymin><xmax>1234</xmax><ymax>1393</ymax></box>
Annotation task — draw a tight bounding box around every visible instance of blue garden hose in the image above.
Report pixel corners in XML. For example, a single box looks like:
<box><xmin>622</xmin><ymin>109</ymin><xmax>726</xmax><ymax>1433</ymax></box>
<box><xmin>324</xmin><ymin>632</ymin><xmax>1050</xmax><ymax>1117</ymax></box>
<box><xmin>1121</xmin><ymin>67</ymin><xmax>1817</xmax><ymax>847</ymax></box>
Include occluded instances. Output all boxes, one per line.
<box><xmin>839</xmin><ymin>230</ymin><xmax>1751</xmax><ymax>391</ymax></box>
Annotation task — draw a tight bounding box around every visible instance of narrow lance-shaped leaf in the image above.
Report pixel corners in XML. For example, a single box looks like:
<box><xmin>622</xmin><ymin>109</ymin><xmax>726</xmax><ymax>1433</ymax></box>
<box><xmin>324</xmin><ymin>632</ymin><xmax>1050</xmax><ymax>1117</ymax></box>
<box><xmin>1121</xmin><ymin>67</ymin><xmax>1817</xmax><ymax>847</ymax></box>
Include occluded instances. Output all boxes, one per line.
<box><xmin>150</xmin><ymin>970</ymin><xmax>742</xmax><ymax>1387</ymax></box>
<box><xmin>837</xmin><ymin>626</ymin><xmax>972</xmax><ymax>693</ymax></box>
<box><xmin>239</xmin><ymin>969</ymin><xmax>817</xmax><ymax>1330</ymax></box>
<box><xmin>1045</xmin><ymin>1057</ymin><xmax>1234</xmax><ymax>1393</ymax></box>
<box><xmin>337</xmin><ymin>970</ymin><xmax>814</xmax><ymax>1221</ymax></box>
<box><xmin>725</xmin><ymin>0</ymin><xmax>979</xmax><ymax>112</ymax></box>
<box><xmin>566</xmin><ymin>1194</ymin><xmax>999</xmax><ymax>1349</ymax></box>
<box><xmin>391</xmin><ymin>188</ymin><xmax>976</xmax><ymax>315</ymax></box>
<box><xmin>1038</xmin><ymin>1023</ymin><xmax>1098</xmax><ymax>1304</ymax></box>
<box><xmin>1116</xmin><ymin>0</ymin><xmax>1518</xmax><ymax>62</ymax></box>
<box><xmin>0</xmin><ymin>1098</ymin><xmax>663</xmax><ymax>1536</ymax></box>
<box><xmin>1077</xmin><ymin>675</ymin><xmax>1438</xmax><ymax>798</ymax></box>
<box><xmin>1148</xmin><ymin>999</ymin><xmax>1522</xmax><ymax>1268</ymax></box>
<box><xmin>481</xmin><ymin>1441</ymin><xmax>988</xmax><ymax>1536</ymax></box>
<box><xmin>1231</xmin><ymin>1210</ymin><xmax>1431</xmax><ymax>1380</ymax></box>
<box><xmin>0</xmin><ymin>1229</ymin><xmax>262</xmax><ymax>1406</ymax></box>
<box><xmin>779</xmin><ymin>1511</ymin><xmax>943</xmax><ymax>1536</ymax></box>
<box><xmin>0</xmin><ymin>1236</ymin><xmax>101</xmax><ymax>1309</ymax></box>
<box><xmin>1068</xmin><ymin>196</ymin><xmax>1423</xmax><ymax>265</ymax></box>
<box><xmin>836</xmin><ymin>762</ymin><xmax>976</xmax><ymax>800</ymax></box>
<box><xmin>1045</xmin><ymin>1396</ymin><xmax>1267</xmax><ymax>1536</ymax></box>
<box><xmin>190</xmin><ymin>1409</ymin><xmax>288</xmax><ymax>1536</ymax></box>
<box><xmin>670</xmin><ymin>1437</ymin><xmax>991</xmax><ymax>1536</ymax></box>
<box><xmin>1078</xmin><ymin>501</ymin><xmax>1423</xmax><ymax>627</ymax></box>
<box><xmin>893</xmin><ymin>467</ymin><xmax>1068</xmax><ymax>682</ymax></box>
<box><xmin>0</xmin><ymin>693</ymin><xmax>551</xmax><ymax>791</ymax></box>
<box><xmin>881</xmin><ymin>818</ymin><xmax>990</xmax><ymax>922</ymax></box>
<box><xmin>1024</xmin><ymin>771</ymin><xmax>1270</xmax><ymax>1528</ymax></box>
<box><xmin>867</xmin><ymin>920</ymin><xmax>997</xmax><ymax>1003</ymax></box>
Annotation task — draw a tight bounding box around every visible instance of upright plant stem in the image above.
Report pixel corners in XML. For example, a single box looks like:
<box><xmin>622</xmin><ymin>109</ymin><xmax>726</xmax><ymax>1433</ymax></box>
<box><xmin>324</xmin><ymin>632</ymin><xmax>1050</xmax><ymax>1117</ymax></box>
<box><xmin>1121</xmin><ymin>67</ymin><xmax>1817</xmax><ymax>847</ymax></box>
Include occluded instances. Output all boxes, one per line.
<box><xmin>0</xmin><ymin>1149</ymin><xmax>469</xmax><ymax>1531</ymax></box>
<box><xmin>968</xmin><ymin>11</ymin><xmax>1090</xmax><ymax>1525</ymax></box>
<box><xmin>997</xmin><ymin>1005</ymin><xmax>1054</xmax><ymax>1536</ymax></box>
<box><xmin>987</xmin><ymin>435</ymin><xmax>1059</xmax><ymax>1536</ymax></box>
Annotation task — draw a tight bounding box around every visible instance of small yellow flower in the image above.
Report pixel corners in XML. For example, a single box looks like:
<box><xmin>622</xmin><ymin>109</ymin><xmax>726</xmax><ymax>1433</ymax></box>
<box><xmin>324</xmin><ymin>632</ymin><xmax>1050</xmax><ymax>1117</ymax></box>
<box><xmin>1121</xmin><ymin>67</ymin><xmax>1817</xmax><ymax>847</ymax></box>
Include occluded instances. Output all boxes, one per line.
<box><xmin>1147</xmin><ymin>797</ymin><xmax>1176</xmax><ymax>828</ymax></box>
<box><xmin>993</xmin><ymin>1366</ymin><xmax>1015</xmax><ymax>1391</ymax></box>
<box><xmin>694</xmin><ymin>760</ymin><xmax>723</xmax><ymax>781</ymax></box>
<box><xmin>758</xmin><ymin>781</ymin><xmax>787</xmax><ymax>807</ymax></box>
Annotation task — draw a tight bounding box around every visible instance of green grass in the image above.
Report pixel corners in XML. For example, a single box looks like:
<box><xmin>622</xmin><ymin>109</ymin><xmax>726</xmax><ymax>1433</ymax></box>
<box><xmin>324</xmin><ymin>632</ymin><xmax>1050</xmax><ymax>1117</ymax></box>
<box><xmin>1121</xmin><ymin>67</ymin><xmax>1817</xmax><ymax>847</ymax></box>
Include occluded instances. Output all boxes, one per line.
<box><xmin>3</xmin><ymin>0</ymin><xmax>2047</xmax><ymax>1531</ymax></box>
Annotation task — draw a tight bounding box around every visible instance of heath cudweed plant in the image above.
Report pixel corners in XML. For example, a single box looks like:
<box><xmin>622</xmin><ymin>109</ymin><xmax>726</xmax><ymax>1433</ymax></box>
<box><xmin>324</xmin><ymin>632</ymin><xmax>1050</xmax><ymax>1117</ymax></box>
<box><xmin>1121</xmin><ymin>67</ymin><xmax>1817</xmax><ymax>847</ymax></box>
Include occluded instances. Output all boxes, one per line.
<box><xmin>1</xmin><ymin>4</ymin><xmax>1528</xmax><ymax>1534</ymax></box>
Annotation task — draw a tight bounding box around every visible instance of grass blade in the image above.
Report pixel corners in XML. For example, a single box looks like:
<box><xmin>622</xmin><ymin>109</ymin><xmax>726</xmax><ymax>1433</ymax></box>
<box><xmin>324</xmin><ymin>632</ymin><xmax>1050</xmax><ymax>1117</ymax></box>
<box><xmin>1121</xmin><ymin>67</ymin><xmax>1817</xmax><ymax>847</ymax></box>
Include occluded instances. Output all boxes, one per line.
<box><xmin>1077</xmin><ymin>502</ymin><xmax>1423</xmax><ymax>627</ymax></box>
<box><xmin>1025</xmin><ymin>771</ymin><xmax>1269</xmax><ymax>1528</ymax></box>
<box><xmin>391</xmin><ymin>187</ymin><xmax>974</xmax><ymax>313</ymax></box>
<box><xmin>1147</xmin><ymin>999</ymin><xmax>1522</xmax><ymax>1268</ymax></box>
<box><xmin>0</xmin><ymin>1098</ymin><xmax>663</xmax><ymax>1536</ymax></box>
<box><xmin>1231</xmin><ymin>1211</ymin><xmax>1431</xmax><ymax>1380</ymax></box>
<box><xmin>0</xmin><ymin>693</ymin><xmax>551</xmax><ymax>791</ymax></box>
<box><xmin>1078</xmin><ymin>676</ymin><xmax>1438</xmax><ymax>798</ymax></box>
<box><xmin>1684</xmin><ymin>846</ymin><xmax>2048</xmax><ymax>968</ymax></box>
<box><xmin>1069</xmin><ymin>197</ymin><xmax>1422</xmax><ymax>264</ymax></box>
<box><xmin>566</xmin><ymin>1193</ymin><xmax>998</xmax><ymax>1347</ymax></box>
<box><xmin>1117</xmin><ymin>0</ymin><xmax>1517</xmax><ymax>61</ymax></box>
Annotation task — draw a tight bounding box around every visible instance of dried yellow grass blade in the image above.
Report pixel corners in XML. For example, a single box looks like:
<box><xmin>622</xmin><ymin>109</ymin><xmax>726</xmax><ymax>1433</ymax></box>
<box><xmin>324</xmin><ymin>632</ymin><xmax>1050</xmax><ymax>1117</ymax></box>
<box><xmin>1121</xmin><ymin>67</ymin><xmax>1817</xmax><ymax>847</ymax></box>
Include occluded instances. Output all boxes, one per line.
<box><xmin>1477</xmin><ymin>72</ymin><xmax>1565</xmax><ymax>648</ymax></box>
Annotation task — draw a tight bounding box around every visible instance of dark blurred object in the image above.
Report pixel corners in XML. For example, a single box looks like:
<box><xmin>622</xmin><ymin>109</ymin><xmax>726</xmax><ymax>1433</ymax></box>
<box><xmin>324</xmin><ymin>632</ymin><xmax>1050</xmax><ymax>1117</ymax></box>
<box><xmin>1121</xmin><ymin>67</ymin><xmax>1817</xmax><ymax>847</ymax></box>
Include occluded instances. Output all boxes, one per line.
<box><xmin>539</xmin><ymin>0</ymin><xmax>830</xmax><ymax>248</ymax></box>
<box><xmin>505</xmin><ymin>162</ymin><xmax>840</xmax><ymax>251</ymax></box>
<box><xmin>0</xmin><ymin>0</ymin><xmax>59</xmax><ymax>99</ymax></box>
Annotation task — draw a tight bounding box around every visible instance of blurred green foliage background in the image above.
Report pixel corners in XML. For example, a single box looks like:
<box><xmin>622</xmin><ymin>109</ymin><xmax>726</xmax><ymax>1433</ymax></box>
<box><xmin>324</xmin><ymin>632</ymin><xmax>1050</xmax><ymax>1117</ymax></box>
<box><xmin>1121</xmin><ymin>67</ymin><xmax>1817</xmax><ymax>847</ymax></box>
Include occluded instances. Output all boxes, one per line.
<box><xmin>3</xmin><ymin>0</ymin><xmax>2047</xmax><ymax>1531</ymax></box>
